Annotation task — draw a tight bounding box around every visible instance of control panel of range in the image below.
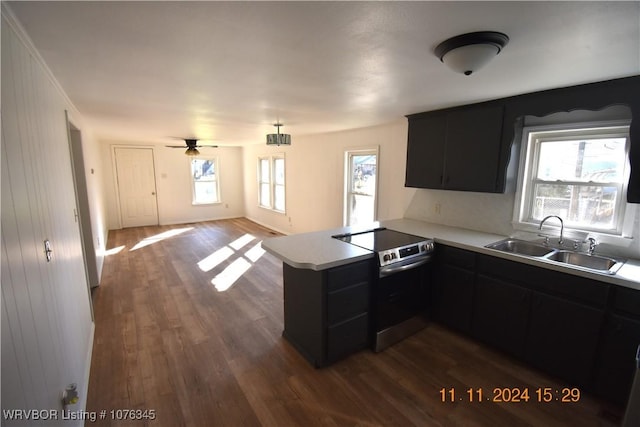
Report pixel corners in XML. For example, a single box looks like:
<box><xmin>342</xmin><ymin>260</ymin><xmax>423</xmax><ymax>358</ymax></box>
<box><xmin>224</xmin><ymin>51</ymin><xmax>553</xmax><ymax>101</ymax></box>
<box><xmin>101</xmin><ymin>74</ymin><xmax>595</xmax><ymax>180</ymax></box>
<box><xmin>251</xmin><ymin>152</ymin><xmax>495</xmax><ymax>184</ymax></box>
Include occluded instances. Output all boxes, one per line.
<box><xmin>378</xmin><ymin>240</ymin><xmax>435</xmax><ymax>267</ymax></box>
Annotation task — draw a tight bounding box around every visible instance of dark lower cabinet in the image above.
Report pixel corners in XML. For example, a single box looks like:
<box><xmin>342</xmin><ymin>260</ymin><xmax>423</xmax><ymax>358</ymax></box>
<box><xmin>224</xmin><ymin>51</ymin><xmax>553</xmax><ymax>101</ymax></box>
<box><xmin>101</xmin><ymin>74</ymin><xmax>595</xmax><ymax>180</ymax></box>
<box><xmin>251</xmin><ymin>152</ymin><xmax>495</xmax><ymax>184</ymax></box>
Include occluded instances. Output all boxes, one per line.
<box><xmin>282</xmin><ymin>260</ymin><xmax>372</xmax><ymax>367</ymax></box>
<box><xmin>526</xmin><ymin>292</ymin><xmax>604</xmax><ymax>387</ymax></box>
<box><xmin>434</xmin><ymin>264</ymin><xmax>474</xmax><ymax>333</ymax></box>
<box><xmin>433</xmin><ymin>245</ymin><xmax>475</xmax><ymax>333</ymax></box>
<box><xmin>594</xmin><ymin>315</ymin><xmax>640</xmax><ymax>406</ymax></box>
<box><xmin>327</xmin><ymin>313</ymin><xmax>369</xmax><ymax>362</ymax></box>
<box><xmin>432</xmin><ymin>244</ymin><xmax>640</xmax><ymax>405</ymax></box>
<box><xmin>473</xmin><ymin>274</ymin><xmax>530</xmax><ymax>358</ymax></box>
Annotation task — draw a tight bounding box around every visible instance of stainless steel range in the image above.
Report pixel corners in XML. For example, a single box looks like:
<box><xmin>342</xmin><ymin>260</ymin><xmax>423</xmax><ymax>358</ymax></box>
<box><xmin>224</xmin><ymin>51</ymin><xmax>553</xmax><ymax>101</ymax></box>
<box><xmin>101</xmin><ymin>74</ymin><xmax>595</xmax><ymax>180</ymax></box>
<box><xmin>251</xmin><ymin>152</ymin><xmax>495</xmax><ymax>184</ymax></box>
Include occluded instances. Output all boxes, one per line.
<box><xmin>333</xmin><ymin>227</ymin><xmax>435</xmax><ymax>351</ymax></box>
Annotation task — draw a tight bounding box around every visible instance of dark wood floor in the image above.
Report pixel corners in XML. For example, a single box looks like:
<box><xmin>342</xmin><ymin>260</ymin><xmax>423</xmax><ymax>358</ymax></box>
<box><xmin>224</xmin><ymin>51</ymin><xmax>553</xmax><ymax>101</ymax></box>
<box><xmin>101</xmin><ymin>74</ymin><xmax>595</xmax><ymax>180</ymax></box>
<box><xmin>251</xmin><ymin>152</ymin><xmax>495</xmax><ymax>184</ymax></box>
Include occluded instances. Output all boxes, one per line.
<box><xmin>86</xmin><ymin>218</ymin><xmax>624</xmax><ymax>426</ymax></box>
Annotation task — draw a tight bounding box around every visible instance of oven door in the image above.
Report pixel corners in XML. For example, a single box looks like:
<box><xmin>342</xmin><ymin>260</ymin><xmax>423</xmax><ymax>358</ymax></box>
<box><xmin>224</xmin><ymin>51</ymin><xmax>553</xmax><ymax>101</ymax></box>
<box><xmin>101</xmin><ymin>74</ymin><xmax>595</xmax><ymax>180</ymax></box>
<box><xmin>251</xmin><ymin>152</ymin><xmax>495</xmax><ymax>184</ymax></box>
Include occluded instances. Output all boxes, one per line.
<box><xmin>375</xmin><ymin>256</ymin><xmax>430</xmax><ymax>332</ymax></box>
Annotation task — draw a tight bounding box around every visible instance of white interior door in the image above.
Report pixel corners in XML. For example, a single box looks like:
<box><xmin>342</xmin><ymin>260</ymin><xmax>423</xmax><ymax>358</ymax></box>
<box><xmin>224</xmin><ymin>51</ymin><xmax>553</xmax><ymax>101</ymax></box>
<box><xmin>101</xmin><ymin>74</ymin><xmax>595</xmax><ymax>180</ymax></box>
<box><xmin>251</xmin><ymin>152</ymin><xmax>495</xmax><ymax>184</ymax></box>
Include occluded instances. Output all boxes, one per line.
<box><xmin>114</xmin><ymin>147</ymin><xmax>159</xmax><ymax>228</ymax></box>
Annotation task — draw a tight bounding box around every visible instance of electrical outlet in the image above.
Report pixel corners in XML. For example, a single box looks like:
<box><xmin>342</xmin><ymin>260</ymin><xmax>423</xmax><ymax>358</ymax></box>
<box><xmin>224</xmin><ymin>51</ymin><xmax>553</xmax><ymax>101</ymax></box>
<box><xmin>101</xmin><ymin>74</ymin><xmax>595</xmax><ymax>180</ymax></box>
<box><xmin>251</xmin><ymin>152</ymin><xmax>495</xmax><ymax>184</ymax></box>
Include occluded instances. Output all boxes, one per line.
<box><xmin>434</xmin><ymin>203</ymin><xmax>442</xmax><ymax>215</ymax></box>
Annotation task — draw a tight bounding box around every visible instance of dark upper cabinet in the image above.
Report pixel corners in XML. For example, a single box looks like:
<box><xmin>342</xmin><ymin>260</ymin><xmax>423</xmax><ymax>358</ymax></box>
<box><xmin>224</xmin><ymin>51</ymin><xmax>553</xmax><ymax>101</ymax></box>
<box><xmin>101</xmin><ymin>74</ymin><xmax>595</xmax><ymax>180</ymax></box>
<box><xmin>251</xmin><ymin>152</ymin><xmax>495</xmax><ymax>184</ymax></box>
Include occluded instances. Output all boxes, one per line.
<box><xmin>405</xmin><ymin>113</ymin><xmax>446</xmax><ymax>188</ymax></box>
<box><xmin>444</xmin><ymin>104</ymin><xmax>504</xmax><ymax>192</ymax></box>
<box><xmin>405</xmin><ymin>102</ymin><xmax>505</xmax><ymax>193</ymax></box>
<box><xmin>405</xmin><ymin>76</ymin><xmax>640</xmax><ymax>202</ymax></box>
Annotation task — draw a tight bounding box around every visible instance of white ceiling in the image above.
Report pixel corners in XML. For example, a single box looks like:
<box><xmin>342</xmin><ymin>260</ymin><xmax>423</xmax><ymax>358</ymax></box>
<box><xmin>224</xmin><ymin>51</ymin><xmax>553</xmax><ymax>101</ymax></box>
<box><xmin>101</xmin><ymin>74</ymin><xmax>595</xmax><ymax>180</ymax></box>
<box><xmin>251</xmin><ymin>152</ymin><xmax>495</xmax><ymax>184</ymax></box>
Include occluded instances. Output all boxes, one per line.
<box><xmin>6</xmin><ymin>1</ymin><xmax>640</xmax><ymax>146</ymax></box>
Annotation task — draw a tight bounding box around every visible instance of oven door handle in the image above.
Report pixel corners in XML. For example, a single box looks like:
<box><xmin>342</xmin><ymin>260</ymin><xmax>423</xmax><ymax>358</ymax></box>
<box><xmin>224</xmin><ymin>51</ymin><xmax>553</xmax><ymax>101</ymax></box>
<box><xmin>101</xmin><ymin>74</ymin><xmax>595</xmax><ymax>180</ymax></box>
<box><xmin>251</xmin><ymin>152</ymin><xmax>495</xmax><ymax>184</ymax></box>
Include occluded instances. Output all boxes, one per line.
<box><xmin>379</xmin><ymin>256</ymin><xmax>430</xmax><ymax>278</ymax></box>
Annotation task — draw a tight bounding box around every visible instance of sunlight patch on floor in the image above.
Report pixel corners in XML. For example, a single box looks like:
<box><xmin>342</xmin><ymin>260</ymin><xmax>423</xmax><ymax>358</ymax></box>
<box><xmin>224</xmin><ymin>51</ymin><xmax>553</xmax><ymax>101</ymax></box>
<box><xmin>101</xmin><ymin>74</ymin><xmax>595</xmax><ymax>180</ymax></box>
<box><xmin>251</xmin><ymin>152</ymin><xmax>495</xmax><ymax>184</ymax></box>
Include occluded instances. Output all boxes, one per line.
<box><xmin>198</xmin><ymin>246</ymin><xmax>234</xmax><ymax>272</ymax></box>
<box><xmin>229</xmin><ymin>233</ymin><xmax>255</xmax><ymax>250</ymax></box>
<box><xmin>212</xmin><ymin>258</ymin><xmax>252</xmax><ymax>292</ymax></box>
<box><xmin>102</xmin><ymin>245</ymin><xmax>126</xmax><ymax>256</ymax></box>
<box><xmin>130</xmin><ymin>227</ymin><xmax>193</xmax><ymax>251</ymax></box>
<box><xmin>196</xmin><ymin>233</ymin><xmax>267</xmax><ymax>292</ymax></box>
<box><xmin>244</xmin><ymin>242</ymin><xmax>265</xmax><ymax>263</ymax></box>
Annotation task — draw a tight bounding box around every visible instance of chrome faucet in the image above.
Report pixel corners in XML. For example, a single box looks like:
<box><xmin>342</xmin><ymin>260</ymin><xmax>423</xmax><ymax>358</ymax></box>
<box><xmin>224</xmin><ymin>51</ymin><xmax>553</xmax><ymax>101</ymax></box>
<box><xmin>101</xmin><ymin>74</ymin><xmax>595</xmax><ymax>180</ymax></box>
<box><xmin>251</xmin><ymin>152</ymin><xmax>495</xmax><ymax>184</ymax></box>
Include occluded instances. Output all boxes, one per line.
<box><xmin>587</xmin><ymin>237</ymin><xmax>597</xmax><ymax>255</ymax></box>
<box><xmin>539</xmin><ymin>215</ymin><xmax>564</xmax><ymax>245</ymax></box>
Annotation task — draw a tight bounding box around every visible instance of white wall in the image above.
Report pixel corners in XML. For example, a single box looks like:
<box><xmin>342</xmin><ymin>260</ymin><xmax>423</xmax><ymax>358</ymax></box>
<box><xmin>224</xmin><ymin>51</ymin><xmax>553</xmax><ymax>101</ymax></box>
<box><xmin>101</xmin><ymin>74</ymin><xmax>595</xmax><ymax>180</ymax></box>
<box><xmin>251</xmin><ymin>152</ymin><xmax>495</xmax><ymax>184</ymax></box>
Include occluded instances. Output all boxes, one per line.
<box><xmin>1</xmin><ymin>6</ymin><xmax>102</xmax><ymax>424</ymax></box>
<box><xmin>102</xmin><ymin>142</ymin><xmax>245</xmax><ymax>229</ymax></box>
<box><xmin>242</xmin><ymin>119</ymin><xmax>416</xmax><ymax>234</ymax></box>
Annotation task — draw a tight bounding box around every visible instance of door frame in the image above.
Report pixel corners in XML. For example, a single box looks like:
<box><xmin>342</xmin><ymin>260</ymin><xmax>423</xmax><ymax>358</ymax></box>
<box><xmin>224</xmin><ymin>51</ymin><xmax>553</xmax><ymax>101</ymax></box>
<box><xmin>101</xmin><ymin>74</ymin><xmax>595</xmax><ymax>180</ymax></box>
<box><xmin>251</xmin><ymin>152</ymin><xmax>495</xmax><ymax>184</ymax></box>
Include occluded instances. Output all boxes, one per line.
<box><xmin>66</xmin><ymin>112</ymin><xmax>99</xmax><ymax>301</ymax></box>
<box><xmin>111</xmin><ymin>145</ymin><xmax>159</xmax><ymax>229</ymax></box>
<box><xmin>343</xmin><ymin>146</ymin><xmax>380</xmax><ymax>226</ymax></box>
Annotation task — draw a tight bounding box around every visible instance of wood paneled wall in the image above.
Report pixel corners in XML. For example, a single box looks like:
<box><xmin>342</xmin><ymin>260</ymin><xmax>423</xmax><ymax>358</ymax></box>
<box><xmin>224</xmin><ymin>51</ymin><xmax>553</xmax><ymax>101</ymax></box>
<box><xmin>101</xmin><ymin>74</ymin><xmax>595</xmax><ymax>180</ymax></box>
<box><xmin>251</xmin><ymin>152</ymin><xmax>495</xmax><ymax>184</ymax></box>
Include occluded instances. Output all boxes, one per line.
<box><xmin>1</xmin><ymin>6</ymin><xmax>94</xmax><ymax>425</ymax></box>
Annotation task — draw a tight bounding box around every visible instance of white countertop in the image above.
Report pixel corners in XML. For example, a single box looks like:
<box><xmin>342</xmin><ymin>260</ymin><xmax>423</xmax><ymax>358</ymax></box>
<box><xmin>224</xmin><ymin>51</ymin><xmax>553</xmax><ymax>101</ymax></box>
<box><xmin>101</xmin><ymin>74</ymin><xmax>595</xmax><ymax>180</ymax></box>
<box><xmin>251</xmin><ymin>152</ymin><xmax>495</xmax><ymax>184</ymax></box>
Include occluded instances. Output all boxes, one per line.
<box><xmin>262</xmin><ymin>218</ymin><xmax>640</xmax><ymax>290</ymax></box>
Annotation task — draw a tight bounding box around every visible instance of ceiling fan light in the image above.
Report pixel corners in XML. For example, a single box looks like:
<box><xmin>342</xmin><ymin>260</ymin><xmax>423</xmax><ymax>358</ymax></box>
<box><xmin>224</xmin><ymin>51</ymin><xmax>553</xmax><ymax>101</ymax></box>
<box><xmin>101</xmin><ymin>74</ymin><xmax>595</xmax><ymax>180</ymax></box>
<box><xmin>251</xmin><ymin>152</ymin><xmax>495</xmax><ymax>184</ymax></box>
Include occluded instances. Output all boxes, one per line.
<box><xmin>185</xmin><ymin>147</ymin><xmax>200</xmax><ymax>156</ymax></box>
<box><xmin>435</xmin><ymin>31</ymin><xmax>509</xmax><ymax>76</ymax></box>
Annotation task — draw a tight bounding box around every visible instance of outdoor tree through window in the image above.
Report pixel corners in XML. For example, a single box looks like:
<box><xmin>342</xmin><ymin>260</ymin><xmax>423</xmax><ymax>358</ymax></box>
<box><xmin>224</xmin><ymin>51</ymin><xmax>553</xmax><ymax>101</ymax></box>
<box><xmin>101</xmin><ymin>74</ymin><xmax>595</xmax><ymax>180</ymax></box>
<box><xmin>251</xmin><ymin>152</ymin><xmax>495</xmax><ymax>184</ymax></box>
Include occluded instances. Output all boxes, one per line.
<box><xmin>191</xmin><ymin>158</ymin><xmax>220</xmax><ymax>204</ymax></box>
<box><xmin>516</xmin><ymin>124</ymin><xmax>629</xmax><ymax>234</ymax></box>
<box><xmin>345</xmin><ymin>149</ymin><xmax>378</xmax><ymax>226</ymax></box>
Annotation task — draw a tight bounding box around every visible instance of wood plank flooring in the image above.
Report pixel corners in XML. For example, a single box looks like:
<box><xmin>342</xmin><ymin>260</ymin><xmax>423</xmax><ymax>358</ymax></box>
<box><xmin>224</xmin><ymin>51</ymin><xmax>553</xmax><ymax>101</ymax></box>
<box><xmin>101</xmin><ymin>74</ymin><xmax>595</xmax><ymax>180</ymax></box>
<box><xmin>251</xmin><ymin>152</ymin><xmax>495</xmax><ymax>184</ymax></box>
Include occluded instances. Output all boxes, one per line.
<box><xmin>86</xmin><ymin>218</ymin><xmax>624</xmax><ymax>426</ymax></box>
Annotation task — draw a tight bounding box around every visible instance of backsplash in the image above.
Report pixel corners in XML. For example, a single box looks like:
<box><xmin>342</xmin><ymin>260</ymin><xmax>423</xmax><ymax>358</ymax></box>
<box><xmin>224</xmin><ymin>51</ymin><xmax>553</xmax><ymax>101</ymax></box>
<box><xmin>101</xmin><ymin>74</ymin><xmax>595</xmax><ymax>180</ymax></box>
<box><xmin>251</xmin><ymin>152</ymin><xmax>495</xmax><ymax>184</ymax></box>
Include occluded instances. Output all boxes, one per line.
<box><xmin>404</xmin><ymin>189</ymin><xmax>516</xmax><ymax>236</ymax></box>
<box><xmin>404</xmin><ymin>188</ymin><xmax>640</xmax><ymax>259</ymax></box>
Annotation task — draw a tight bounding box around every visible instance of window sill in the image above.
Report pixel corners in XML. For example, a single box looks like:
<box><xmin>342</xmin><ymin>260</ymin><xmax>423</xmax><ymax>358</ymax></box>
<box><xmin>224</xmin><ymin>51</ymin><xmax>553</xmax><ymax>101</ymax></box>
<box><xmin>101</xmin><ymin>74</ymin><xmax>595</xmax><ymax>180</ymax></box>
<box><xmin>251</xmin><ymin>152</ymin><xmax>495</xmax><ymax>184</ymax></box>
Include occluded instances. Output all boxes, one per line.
<box><xmin>258</xmin><ymin>205</ymin><xmax>286</xmax><ymax>215</ymax></box>
<box><xmin>192</xmin><ymin>201</ymin><xmax>222</xmax><ymax>207</ymax></box>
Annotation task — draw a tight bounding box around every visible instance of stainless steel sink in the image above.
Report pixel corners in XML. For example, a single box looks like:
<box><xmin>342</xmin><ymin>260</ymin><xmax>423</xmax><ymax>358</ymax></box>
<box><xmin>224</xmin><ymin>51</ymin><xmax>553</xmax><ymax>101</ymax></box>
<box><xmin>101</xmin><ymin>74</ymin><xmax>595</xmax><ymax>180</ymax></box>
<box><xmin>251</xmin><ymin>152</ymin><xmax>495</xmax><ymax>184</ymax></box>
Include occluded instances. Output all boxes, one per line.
<box><xmin>544</xmin><ymin>250</ymin><xmax>625</xmax><ymax>274</ymax></box>
<box><xmin>485</xmin><ymin>238</ymin><xmax>626</xmax><ymax>275</ymax></box>
<box><xmin>485</xmin><ymin>238</ymin><xmax>554</xmax><ymax>257</ymax></box>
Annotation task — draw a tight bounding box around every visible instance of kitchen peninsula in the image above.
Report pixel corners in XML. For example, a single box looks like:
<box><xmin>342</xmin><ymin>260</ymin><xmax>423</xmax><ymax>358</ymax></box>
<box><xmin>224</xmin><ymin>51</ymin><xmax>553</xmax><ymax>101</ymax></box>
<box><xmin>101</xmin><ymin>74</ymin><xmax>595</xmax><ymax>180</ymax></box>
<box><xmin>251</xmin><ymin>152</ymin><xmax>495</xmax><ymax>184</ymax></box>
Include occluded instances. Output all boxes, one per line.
<box><xmin>263</xmin><ymin>218</ymin><xmax>640</xmax><ymax>405</ymax></box>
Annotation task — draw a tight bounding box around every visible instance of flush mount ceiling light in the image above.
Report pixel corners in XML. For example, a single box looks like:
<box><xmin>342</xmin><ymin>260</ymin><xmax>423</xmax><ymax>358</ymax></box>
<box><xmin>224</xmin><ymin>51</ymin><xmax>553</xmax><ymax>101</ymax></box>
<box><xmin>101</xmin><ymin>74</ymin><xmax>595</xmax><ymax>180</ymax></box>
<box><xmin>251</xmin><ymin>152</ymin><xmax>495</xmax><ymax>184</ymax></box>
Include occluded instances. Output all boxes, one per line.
<box><xmin>266</xmin><ymin>123</ymin><xmax>291</xmax><ymax>146</ymax></box>
<box><xmin>435</xmin><ymin>31</ymin><xmax>509</xmax><ymax>76</ymax></box>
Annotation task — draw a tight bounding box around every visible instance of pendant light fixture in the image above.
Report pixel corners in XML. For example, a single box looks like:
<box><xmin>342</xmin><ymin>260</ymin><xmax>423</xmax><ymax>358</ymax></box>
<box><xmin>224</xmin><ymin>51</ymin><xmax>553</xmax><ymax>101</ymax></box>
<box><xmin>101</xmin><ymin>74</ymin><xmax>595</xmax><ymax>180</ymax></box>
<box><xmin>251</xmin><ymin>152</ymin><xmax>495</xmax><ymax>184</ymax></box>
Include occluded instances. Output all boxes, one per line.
<box><xmin>266</xmin><ymin>123</ymin><xmax>291</xmax><ymax>146</ymax></box>
<box><xmin>435</xmin><ymin>31</ymin><xmax>509</xmax><ymax>76</ymax></box>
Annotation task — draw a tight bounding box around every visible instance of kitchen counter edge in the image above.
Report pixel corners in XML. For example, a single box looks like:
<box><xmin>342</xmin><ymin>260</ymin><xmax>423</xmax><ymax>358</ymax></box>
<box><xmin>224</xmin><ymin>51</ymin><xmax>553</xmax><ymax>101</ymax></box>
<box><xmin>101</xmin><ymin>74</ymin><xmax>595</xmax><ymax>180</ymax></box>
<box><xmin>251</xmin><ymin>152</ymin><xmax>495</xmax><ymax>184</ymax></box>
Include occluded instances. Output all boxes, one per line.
<box><xmin>261</xmin><ymin>218</ymin><xmax>640</xmax><ymax>291</ymax></box>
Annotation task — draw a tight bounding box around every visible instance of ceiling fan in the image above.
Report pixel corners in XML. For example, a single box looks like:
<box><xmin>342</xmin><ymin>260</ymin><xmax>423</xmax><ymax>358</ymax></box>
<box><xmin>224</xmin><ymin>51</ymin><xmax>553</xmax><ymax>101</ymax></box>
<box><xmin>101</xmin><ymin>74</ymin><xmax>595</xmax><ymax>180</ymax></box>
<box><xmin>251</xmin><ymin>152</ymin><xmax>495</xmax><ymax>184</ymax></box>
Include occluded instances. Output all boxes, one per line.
<box><xmin>166</xmin><ymin>138</ymin><xmax>218</xmax><ymax>156</ymax></box>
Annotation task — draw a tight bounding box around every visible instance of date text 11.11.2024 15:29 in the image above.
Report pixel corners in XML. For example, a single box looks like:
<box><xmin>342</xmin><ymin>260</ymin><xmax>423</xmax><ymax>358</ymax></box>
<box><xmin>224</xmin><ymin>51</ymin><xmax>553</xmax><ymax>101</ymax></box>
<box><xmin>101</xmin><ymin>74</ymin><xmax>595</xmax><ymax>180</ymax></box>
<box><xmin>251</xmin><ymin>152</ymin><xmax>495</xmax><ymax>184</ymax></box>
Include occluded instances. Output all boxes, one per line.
<box><xmin>439</xmin><ymin>387</ymin><xmax>581</xmax><ymax>403</ymax></box>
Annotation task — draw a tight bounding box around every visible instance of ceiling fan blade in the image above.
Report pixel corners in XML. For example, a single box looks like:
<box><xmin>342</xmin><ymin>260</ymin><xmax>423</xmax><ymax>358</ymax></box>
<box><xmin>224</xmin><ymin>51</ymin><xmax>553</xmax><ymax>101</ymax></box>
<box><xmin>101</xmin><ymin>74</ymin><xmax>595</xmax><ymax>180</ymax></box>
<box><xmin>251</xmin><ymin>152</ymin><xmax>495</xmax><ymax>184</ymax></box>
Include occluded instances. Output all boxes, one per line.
<box><xmin>166</xmin><ymin>145</ymin><xmax>188</xmax><ymax>148</ymax></box>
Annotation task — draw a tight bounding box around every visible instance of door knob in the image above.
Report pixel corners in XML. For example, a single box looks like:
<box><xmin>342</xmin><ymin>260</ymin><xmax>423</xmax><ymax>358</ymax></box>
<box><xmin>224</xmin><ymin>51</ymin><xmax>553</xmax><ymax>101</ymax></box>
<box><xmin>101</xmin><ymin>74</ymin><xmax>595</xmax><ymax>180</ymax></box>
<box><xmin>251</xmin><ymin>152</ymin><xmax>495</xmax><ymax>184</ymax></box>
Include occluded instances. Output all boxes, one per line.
<box><xmin>151</xmin><ymin>192</ymin><xmax>156</xmax><ymax>196</ymax></box>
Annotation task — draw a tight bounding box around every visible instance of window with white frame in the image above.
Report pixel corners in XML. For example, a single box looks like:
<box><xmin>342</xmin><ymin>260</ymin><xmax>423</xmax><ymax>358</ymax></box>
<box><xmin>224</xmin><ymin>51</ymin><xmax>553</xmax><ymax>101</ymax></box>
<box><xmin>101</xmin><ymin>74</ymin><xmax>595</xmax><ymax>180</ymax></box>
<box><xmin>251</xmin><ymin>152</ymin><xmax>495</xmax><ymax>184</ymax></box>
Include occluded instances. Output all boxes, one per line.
<box><xmin>258</xmin><ymin>154</ymin><xmax>285</xmax><ymax>212</ymax></box>
<box><xmin>191</xmin><ymin>158</ymin><xmax>220</xmax><ymax>205</ymax></box>
<box><xmin>514</xmin><ymin>122</ymin><xmax>630</xmax><ymax>235</ymax></box>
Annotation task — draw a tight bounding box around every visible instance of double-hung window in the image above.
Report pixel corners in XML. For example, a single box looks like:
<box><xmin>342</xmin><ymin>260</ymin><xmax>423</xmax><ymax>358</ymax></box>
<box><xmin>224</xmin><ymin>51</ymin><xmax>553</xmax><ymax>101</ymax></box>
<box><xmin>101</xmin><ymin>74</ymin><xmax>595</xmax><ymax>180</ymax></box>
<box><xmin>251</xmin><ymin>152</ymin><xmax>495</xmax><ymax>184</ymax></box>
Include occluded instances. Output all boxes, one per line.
<box><xmin>514</xmin><ymin>122</ymin><xmax>630</xmax><ymax>235</ymax></box>
<box><xmin>191</xmin><ymin>158</ymin><xmax>220</xmax><ymax>205</ymax></box>
<box><xmin>258</xmin><ymin>154</ymin><xmax>285</xmax><ymax>212</ymax></box>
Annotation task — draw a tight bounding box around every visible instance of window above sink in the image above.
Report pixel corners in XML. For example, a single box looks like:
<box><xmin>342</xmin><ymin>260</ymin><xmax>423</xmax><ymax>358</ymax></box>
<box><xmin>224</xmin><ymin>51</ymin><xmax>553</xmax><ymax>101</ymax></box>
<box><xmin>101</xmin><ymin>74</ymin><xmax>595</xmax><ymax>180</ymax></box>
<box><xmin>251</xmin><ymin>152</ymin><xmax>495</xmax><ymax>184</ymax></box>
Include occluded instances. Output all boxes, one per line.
<box><xmin>512</xmin><ymin>116</ymin><xmax>638</xmax><ymax>247</ymax></box>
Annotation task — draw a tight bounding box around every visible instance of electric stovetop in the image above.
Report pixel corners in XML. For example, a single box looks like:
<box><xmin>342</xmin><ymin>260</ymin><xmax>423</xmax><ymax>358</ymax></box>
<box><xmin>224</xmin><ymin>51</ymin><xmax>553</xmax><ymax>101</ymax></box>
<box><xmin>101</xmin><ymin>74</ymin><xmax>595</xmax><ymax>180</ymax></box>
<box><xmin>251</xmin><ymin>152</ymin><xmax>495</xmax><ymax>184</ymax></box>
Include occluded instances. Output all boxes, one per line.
<box><xmin>333</xmin><ymin>227</ymin><xmax>428</xmax><ymax>252</ymax></box>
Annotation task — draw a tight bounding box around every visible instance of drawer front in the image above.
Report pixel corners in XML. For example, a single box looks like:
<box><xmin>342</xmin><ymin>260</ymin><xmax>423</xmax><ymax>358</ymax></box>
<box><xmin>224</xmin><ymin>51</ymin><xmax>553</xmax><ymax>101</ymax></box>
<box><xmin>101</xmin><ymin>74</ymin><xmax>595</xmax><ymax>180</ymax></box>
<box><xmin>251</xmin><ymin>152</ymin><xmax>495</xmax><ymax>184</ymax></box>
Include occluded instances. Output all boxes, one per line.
<box><xmin>327</xmin><ymin>260</ymin><xmax>372</xmax><ymax>292</ymax></box>
<box><xmin>477</xmin><ymin>254</ymin><xmax>608</xmax><ymax>307</ymax></box>
<box><xmin>328</xmin><ymin>282</ymin><xmax>369</xmax><ymax>325</ymax></box>
<box><xmin>327</xmin><ymin>313</ymin><xmax>369</xmax><ymax>362</ymax></box>
<box><xmin>611</xmin><ymin>286</ymin><xmax>640</xmax><ymax>318</ymax></box>
<box><xmin>438</xmin><ymin>245</ymin><xmax>475</xmax><ymax>270</ymax></box>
